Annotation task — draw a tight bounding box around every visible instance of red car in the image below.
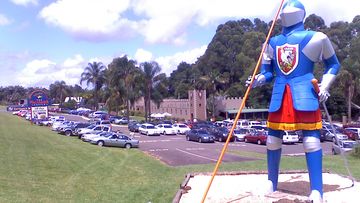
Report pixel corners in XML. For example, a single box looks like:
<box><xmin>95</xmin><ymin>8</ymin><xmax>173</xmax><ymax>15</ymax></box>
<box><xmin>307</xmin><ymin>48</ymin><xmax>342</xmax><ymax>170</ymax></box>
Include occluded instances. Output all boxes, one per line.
<box><xmin>339</xmin><ymin>128</ymin><xmax>358</xmax><ymax>141</ymax></box>
<box><xmin>244</xmin><ymin>130</ymin><xmax>268</xmax><ymax>145</ymax></box>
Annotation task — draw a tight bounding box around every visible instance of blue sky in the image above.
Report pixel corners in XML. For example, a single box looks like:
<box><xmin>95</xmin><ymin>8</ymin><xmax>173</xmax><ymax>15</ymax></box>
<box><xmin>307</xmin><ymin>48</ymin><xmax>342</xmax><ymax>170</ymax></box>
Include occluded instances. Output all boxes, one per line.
<box><xmin>0</xmin><ymin>0</ymin><xmax>358</xmax><ymax>88</ymax></box>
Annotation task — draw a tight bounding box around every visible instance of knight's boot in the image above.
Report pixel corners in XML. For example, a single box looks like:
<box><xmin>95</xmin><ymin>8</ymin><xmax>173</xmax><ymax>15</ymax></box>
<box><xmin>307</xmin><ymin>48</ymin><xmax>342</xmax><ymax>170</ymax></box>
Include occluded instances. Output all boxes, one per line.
<box><xmin>303</xmin><ymin>131</ymin><xmax>323</xmax><ymax>202</ymax></box>
<box><xmin>267</xmin><ymin>148</ymin><xmax>282</xmax><ymax>193</ymax></box>
<box><xmin>308</xmin><ymin>190</ymin><xmax>323</xmax><ymax>203</ymax></box>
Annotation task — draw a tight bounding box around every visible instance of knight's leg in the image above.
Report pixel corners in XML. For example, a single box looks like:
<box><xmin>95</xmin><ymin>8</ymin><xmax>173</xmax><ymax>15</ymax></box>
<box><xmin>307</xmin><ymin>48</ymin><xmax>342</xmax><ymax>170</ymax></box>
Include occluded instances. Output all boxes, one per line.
<box><xmin>302</xmin><ymin>130</ymin><xmax>323</xmax><ymax>201</ymax></box>
<box><xmin>267</xmin><ymin>129</ymin><xmax>283</xmax><ymax>191</ymax></box>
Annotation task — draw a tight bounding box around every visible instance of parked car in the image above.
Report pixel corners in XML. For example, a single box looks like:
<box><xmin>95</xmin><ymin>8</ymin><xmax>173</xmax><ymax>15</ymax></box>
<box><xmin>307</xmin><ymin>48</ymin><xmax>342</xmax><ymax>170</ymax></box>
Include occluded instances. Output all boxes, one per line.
<box><xmin>51</xmin><ymin>121</ymin><xmax>72</xmax><ymax>131</ymax></box>
<box><xmin>244</xmin><ymin>130</ymin><xmax>268</xmax><ymax>145</ymax></box>
<box><xmin>282</xmin><ymin>130</ymin><xmax>299</xmax><ymax>144</ymax></box>
<box><xmin>89</xmin><ymin>111</ymin><xmax>108</xmax><ymax>118</ymax></box>
<box><xmin>114</xmin><ymin>117</ymin><xmax>129</xmax><ymax>125</ymax></box>
<box><xmin>94</xmin><ymin>120</ymin><xmax>112</xmax><ymax>126</ymax></box>
<box><xmin>59</xmin><ymin>122</ymin><xmax>91</xmax><ymax>136</ymax></box>
<box><xmin>212</xmin><ymin>127</ymin><xmax>235</xmax><ymax>142</ymax></box>
<box><xmin>250</xmin><ymin>125</ymin><xmax>268</xmax><ymax>131</ymax></box>
<box><xmin>185</xmin><ymin>129</ymin><xmax>215</xmax><ymax>143</ymax></box>
<box><xmin>322</xmin><ymin>124</ymin><xmax>348</xmax><ymax>142</ymax></box>
<box><xmin>90</xmin><ymin>133</ymin><xmax>139</xmax><ymax>148</ymax></box>
<box><xmin>139</xmin><ymin>123</ymin><xmax>161</xmax><ymax>136</ymax></box>
<box><xmin>296</xmin><ymin>130</ymin><xmax>325</xmax><ymax>142</ymax></box>
<box><xmin>332</xmin><ymin>139</ymin><xmax>358</xmax><ymax>155</ymax></box>
<box><xmin>109</xmin><ymin>116</ymin><xmax>122</xmax><ymax>123</ymax></box>
<box><xmin>233</xmin><ymin>128</ymin><xmax>256</xmax><ymax>142</ymax></box>
<box><xmin>344</xmin><ymin>127</ymin><xmax>360</xmax><ymax>140</ymax></box>
<box><xmin>82</xmin><ymin>131</ymin><xmax>116</xmax><ymax>142</ymax></box>
<box><xmin>156</xmin><ymin>124</ymin><xmax>176</xmax><ymax>135</ymax></box>
<box><xmin>172</xmin><ymin>123</ymin><xmax>191</xmax><ymax>134</ymax></box>
<box><xmin>128</xmin><ymin>122</ymin><xmax>141</xmax><ymax>132</ymax></box>
<box><xmin>77</xmin><ymin>125</ymin><xmax>112</xmax><ymax>139</ymax></box>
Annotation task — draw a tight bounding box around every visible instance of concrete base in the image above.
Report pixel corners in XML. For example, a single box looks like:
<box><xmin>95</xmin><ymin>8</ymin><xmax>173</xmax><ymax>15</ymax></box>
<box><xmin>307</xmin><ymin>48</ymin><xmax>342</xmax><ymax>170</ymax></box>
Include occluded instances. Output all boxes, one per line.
<box><xmin>175</xmin><ymin>171</ymin><xmax>357</xmax><ymax>203</ymax></box>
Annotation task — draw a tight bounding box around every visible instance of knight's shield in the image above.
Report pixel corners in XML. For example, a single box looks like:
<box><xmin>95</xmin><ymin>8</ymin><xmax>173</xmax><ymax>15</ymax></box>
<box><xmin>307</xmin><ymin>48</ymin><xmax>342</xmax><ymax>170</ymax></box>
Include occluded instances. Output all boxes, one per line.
<box><xmin>276</xmin><ymin>44</ymin><xmax>299</xmax><ymax>75</ymax></box>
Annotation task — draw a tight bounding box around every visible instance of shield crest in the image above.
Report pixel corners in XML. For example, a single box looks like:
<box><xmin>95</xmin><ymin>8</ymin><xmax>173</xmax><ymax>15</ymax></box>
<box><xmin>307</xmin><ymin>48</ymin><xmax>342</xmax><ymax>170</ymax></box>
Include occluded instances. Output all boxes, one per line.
<box><xmin>276</xmin><ymin>44</ymin><xmax>299</xmax><ymax>75</ymax></box>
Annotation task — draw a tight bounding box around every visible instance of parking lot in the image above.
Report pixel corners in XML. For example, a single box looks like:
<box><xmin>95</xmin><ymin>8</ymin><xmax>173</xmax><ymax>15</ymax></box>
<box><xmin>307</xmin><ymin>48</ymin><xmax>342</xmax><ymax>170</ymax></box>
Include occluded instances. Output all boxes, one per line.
<box><xmin>59</xmin><ymin>113</ymin><xmax>333</xmax><ymax>166</ymax></box>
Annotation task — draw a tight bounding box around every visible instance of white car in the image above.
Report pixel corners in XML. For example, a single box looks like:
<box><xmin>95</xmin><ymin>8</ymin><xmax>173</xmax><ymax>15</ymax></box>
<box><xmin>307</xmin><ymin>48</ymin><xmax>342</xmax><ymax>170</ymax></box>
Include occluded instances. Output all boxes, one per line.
<box><xmin>282</xmin><ymin>130</ymin><xmax>299</xmax><ymax>144</ymax></box>
<box><xmin>233</xmin><ymin>128</ymin><xmax>255</xmax><ymax>142</ymax></box>
<box><xmin>172</xmin><ymin>123</ymin><xmax>191</xmax><ymax>134</ymax></box>
<box><xmin>77</xmin><ymin>125</ymin><xmax>112</xmax><ymax>137</ymax></box>
<box><xmin>82</xmin><ymin>131</ymin><xmax>112</xmax><ymax>142</ymax></box>
<box><xmin>157</xmin><ymin>124</ymin><xmax>177</xmax><ymax>135</ymax></box>
<box><xmin>139</xmin><ymin>123</ymin><xmax>160</xmax><ymax>136</ymax></box>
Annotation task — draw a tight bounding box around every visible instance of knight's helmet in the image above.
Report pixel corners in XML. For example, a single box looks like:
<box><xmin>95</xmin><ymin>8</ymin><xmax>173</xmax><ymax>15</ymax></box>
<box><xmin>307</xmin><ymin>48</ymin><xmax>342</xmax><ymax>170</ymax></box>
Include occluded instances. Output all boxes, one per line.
<box><xmin>280</xmin><ymin>0</ymin><xmax>306</xmax><ymax>27</ymax></box>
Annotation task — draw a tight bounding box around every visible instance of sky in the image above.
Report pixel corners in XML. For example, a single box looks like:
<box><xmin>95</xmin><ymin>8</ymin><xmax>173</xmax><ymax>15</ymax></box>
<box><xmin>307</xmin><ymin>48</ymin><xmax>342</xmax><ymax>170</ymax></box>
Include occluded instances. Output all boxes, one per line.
<box><xmin>0</xmin><ymin>0</ymin><xmax>358</xmax><ymax>88</ymax></box>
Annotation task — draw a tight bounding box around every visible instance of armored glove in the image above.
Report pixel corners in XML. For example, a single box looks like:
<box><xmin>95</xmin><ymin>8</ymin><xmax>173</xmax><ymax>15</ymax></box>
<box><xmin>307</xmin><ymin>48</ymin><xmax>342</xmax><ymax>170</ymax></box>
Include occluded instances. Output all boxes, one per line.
<box><xmin>319</xmin><ymin>74</ymin><xmax>336</xmax><ymax>103</ymax></box>
<box><xmin>246</xmin><ymin>74</ymin><xmax>266</xmax><ymax>88</ymax></box>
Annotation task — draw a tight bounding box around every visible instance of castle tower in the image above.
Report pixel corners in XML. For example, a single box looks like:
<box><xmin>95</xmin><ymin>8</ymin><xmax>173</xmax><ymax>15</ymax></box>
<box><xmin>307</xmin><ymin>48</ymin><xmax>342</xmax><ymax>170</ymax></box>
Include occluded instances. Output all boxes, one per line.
<box><xmin>188</xmin><ymin>89</ymin><xmax>207</xmax><ymax>121</ymax></box>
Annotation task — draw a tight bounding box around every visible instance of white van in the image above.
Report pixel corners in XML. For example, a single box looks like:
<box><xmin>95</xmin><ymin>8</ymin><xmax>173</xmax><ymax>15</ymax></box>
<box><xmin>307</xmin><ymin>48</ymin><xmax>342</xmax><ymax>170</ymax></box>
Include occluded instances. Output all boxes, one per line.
<box><xmin>236</xmin><ymin>120</ymin><xmax>249</xmax><ymax>129</ymax></box>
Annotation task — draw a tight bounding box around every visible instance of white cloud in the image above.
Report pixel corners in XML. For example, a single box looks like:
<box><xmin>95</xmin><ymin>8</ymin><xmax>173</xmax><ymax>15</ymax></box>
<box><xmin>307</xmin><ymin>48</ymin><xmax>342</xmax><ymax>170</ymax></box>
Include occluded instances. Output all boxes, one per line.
<box><xmin>39</xmin><ymin>0</ymin><xmax>139</xmax><ymax>41</ymax></box>
<box><xmin>155</xmin><ymin>45</ymin><xmax>207</xmax><ymax>76</ymax></box>
<box><xmin>0</xmin><ymin>14</ymin><xmax>11</xmax><ymax>26</ymax></box>
<box><xmin>16</xmin><ymin>55</ymin><xmax>88</xmax><ymax>88</ymax></box>
<box><xmin>38</xmin><ymin>0</ymin><xmax>359</xmax><ymax>45</ymax></box>
<box><xmin>10</xmin><ymin>0</ymin><xmax>38</xmax><ymax>6</ymax></box>
<box><xmin>134</xmin><ymin>48</ymin><xmax>153</xmax><ymax>62</ymax></box>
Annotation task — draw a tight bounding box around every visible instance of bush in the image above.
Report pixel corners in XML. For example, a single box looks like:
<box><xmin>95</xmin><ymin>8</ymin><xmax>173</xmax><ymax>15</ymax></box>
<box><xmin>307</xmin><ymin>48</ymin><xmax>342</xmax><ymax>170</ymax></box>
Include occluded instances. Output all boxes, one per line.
<box><xmin>351</xmin><ymin>145</ymin><xmax>360</xmax><ymax>158</ymax></box>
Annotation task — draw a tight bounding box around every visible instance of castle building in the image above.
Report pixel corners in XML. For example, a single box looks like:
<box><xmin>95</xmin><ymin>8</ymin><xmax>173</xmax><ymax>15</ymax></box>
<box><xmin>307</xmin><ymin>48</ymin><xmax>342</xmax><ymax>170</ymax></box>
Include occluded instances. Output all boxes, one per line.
<box><xmin>131</xmin><ymin>89</ymin><xmax>268</xmax><ymax>121</ymax></box>
<box><xmin>132</xmin><ymin>90</ymin><xmax>207</xmax><ymax>121</ymax></box>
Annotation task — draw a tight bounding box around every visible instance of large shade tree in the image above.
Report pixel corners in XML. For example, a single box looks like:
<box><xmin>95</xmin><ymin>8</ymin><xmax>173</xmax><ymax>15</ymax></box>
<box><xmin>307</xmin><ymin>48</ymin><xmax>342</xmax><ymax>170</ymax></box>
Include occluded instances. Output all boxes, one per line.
<box><xmin>80</xmin><ymin>61</ymin><xmax>106</xmax><ymax>110</ymax></box>
<box><xmin>49</xmin><ymin>80</ymin><xmax>70</xmax><ymax>106</ymax></box>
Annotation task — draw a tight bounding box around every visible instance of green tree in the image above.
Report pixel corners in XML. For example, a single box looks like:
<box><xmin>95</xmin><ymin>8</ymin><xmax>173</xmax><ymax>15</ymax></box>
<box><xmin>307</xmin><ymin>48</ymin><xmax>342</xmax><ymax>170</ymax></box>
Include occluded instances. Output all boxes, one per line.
<box><xmin>80</xmin><ymin>61</ymin><xmax>106</xmax><ymax>110</ymax></box>
<box><xmin>49</xmin><ymin>81</ymin><xmax>70</xmax><ymax>106</ymax></box>
<box><xmin>107</xmin><ymin>56</ymin><xmax>141</xmax><ymax>120</ymax></box>
<box><xmin>139</xmin><ymin>61</ymin><xmax>164</xmax><ymax>122</ymax></box>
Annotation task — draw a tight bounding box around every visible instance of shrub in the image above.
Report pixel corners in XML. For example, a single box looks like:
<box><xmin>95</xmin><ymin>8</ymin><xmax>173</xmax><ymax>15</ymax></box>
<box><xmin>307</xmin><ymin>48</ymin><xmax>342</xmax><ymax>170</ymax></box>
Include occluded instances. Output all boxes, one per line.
<box><xmin>351</xmin><ymin>145</ymin><xmax>360</xmax><ymax>158</ymax></box>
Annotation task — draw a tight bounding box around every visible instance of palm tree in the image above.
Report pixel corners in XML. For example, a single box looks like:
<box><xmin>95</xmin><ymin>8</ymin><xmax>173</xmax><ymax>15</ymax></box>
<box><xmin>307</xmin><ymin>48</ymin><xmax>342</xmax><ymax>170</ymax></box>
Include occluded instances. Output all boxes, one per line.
<box><xmin>200</xmin><ymin>69</ymin><xmax>228</xmax><ymax>120</ymax></box>
<box><xmin>139</xmin><ymin>61</ymin><xmax>164</xmax><ymax>122</ymax></box>
<box><xmin>49</xmin><ymin>81</ymin><xmax>69</xmax><ymax>106</ymax></box>
<box><xmin>107</xmin><ymin>56</ymin><xmax>140</xmax><ymax>120</ymax></box>
<box><xmin>80</xmin><ymin>61</ymin><xmax>106</xmax><ymax>110</ymax></box>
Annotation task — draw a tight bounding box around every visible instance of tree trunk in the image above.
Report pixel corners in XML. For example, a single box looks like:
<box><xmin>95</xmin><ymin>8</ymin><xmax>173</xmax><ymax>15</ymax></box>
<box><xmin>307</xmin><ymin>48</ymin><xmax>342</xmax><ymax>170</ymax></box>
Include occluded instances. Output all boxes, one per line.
<box><xmin>126</xmin><ymin>98</ymin><xmax>130</xmax><ymax>121</ymax></box>
<box><xmin>348</xmin><ymin>85</ymin><xmax>352</xmax><ymax>123</ymax></box>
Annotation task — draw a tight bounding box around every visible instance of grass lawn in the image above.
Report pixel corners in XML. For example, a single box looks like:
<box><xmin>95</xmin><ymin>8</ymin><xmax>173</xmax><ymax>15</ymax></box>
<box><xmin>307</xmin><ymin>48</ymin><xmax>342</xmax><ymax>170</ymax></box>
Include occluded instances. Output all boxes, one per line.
<box><xmin>0</xmin><ymin>110</ymin><xmax>359</xmax><ymax>202</ymax></box>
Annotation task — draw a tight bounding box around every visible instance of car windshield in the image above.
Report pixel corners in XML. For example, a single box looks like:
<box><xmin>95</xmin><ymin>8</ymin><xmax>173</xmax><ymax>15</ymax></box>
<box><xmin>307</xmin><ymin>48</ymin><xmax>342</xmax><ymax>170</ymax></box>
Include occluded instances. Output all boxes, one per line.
<box><xmin>164</xmin><ymin>125</ymin><xmax>172</xmax><ymax>128</ymax></box>
<box><xmin>86</xmin><ymin>124</ymin><xmax>96</xmax><ymax>129</ymax></box>
<box><xmin>178</xmin><ymin>124</ymin><xmax>187</xmax><ymax>128</ymax></box>
<box><xmin>146</xmin><ymin>126</ymin><xmax>155</xmax><ymax>129</ymax></box>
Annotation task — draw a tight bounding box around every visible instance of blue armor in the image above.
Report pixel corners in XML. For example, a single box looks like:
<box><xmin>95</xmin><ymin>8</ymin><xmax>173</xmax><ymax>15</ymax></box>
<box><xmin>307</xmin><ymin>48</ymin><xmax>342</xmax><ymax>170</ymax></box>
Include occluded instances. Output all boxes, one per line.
<box><xmin>252</xmin><ymin>1</ymin><xmax>341</xmax><ymax>202</ymax></box>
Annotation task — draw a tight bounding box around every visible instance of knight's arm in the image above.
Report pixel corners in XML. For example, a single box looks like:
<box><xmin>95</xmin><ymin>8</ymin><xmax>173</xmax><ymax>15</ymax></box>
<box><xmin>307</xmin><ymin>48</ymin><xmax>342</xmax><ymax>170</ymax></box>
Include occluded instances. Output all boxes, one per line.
<box><xmin>320</xmin><ymin>33</ymin><xmax>340</xmax><ymax>91</ymax></box>
<box><xmin>260</xmin><ymin>39</ymin><xmax>275</xmax><ymax>83</ymax></box>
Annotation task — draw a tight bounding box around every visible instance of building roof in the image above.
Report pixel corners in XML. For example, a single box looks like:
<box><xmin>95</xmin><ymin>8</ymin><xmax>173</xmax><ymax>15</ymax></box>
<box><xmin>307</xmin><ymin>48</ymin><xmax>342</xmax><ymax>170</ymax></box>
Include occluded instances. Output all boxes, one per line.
<box><xmin>225</xmin><ymin>108</ymin><xmax>269</xmax><ymax>114</ymax></box>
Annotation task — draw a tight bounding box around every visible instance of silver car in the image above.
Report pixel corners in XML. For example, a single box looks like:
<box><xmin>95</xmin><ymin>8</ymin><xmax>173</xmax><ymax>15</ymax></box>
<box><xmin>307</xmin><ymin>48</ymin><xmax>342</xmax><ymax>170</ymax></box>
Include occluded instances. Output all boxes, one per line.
<box><xmin>332</xmin><ymin>139</ymin><xmax>358</xmax><ymax>155</ymax></box>
<box><xmin>90</xmin><ymin>133</ymin><xmax>139</xmax><ymax>149</ymax></box>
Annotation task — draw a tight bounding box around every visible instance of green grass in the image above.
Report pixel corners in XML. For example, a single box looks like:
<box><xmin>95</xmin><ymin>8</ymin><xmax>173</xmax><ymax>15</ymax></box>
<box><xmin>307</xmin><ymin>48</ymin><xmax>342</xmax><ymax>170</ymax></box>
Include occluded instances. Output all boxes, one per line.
<box><xmin>1</xmin><ymin>111</ymin><xmax>359</xmax><ymax>202</ymax></box>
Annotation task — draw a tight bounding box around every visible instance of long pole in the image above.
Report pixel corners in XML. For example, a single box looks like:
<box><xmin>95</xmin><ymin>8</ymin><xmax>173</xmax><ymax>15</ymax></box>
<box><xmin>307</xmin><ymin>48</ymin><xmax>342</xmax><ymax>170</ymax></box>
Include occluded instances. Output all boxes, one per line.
<box><xmin>200</xmin><ymin>1</ymin><xmax>285</xmax><ymax>202</ymax></box>
<box><xmin>312</xmin><ymin>79</ymin><xmax>355</xmax><ymax>187</ymax></box>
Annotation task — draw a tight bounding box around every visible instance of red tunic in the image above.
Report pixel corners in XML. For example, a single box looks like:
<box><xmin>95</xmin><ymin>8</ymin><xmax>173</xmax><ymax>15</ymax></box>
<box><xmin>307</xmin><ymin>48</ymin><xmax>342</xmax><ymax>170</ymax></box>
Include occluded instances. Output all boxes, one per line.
<box><xmin>267</xmin><ymin>85</ymin><xmax>322</xmax><ymax>130</ymax></box>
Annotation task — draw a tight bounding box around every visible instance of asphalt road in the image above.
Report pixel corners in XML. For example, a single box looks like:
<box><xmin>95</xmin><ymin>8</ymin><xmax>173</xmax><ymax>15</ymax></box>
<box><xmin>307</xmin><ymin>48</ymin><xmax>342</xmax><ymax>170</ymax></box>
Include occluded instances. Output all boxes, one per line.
<box><xmin>55</xmin><ymin>113</ymin><xmax>334</xmax><ymax>166</ymax></box>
